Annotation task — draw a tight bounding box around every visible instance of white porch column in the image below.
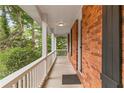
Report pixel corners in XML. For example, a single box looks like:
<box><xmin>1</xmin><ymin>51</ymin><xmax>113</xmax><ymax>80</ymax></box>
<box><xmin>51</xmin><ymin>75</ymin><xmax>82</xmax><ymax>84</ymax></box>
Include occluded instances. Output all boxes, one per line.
<box><xmin>42</xmin><ymin>21</ymin><xmax>47</xmax><ymax>76</ymax></box>
<box><xmin>42</xmin><ymin>21</ymin><xmax>47</xmax><ymax>57</ymax></box>
<box><xmin>54</xmin><ymin>36</ymin><xmax>57</xmax><ymax>56</ymax></box>
<box><xmin>51</xmin><ymin>33</ymin><xmax>57</xmax><ymax>56</ymax></box>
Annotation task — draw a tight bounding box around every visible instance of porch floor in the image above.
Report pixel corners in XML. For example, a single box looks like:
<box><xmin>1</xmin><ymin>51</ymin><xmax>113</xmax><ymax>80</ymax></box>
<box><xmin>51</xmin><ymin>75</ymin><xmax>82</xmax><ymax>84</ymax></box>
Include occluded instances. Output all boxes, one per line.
<box><xmin>43</xmin><ymin>56</ymin><xmax>81</xmax><ymax>88</ymax></box>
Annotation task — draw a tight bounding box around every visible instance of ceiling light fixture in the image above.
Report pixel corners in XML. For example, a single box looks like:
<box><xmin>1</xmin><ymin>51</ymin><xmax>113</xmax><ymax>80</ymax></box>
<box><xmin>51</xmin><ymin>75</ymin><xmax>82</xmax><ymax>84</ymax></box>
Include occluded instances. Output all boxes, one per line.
<box><xmin>58</xmin><ymin>22</ymin><xmax>64</xmax><ymax>27</ymax></box>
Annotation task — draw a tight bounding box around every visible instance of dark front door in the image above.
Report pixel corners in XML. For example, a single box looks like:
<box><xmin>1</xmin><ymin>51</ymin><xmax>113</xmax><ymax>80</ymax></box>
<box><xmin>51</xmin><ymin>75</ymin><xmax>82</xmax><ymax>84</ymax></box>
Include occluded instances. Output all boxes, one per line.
<box><xmin>101</xmin><ymin>5</ymin><xmax>122</xmax><ymax>88</ymax></box>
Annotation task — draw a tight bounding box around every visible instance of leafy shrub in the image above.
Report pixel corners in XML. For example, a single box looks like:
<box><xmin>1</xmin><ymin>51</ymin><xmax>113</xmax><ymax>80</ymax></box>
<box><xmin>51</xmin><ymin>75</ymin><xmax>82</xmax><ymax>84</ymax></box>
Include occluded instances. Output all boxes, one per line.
<box><xmin>0</xmin><ymin>51</ymin><xmax>9</xmax><ymax>79</ymax></box>
<box><xmin>4</xmin><ymin>47</ymin><xmax>41</xmax><ymax>74</ymax></box>
<box><xmin>0</xmin><ymin>63</ymin><xmax>8</xmax><ymax>79</ymax></box>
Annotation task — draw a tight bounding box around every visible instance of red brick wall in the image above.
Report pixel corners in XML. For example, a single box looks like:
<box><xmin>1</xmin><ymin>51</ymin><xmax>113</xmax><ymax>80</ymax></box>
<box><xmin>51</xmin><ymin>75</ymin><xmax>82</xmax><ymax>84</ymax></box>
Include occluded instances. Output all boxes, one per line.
<box><xmin>122</xmin><ymin>6</ymin><xmax>124</xmax><ymax>87</ymax></box>
<box><xmin>71</xmin><ymin>20</ymin><xmax>78</xmax><ymax>70</ymax></box>
<box><xmin>81</xmin><ymin>5</ymin><xmax>102</xmax><ymax>88</ymax></box>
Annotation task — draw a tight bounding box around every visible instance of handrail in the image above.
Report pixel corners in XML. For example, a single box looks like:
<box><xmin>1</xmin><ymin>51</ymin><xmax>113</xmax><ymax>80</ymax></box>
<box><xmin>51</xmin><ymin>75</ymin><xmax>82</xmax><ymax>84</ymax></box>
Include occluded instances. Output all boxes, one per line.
<box><xmin>47</xmin><ymin>50</ymin><xmax>56</xmax><ymax>57</ymax></box>
<box><xmin>0</xmin><ymin>50</ymin><xmax>56</xmax><ymax>88</ymax></box>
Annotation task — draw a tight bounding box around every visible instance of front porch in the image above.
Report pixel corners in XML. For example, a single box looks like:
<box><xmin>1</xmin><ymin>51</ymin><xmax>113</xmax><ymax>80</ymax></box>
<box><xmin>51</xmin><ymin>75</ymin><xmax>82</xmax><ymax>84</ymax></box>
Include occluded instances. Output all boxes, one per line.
<box><xmin>0</xmin><ymin>5</ymin><xmax>82</xmax><ymax>88</ymax></box>
<box><xmin>0</xmin><ymin>5</ymin><xmax>123</xmax><ymax>88</ymax></box>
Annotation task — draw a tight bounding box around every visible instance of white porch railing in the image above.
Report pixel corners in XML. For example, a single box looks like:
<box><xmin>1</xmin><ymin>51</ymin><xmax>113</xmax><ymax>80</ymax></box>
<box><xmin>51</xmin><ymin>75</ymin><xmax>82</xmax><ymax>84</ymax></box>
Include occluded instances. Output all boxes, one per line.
<box><xmin>0</xmin><ymin>50</ymin><xmax>56</xmax><ymax>88</ymax></box>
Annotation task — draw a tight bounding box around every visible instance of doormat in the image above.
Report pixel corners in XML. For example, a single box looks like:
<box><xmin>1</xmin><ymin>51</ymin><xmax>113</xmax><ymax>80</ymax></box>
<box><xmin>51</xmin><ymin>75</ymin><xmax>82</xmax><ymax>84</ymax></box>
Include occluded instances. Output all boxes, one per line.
<box><xmin>62</xmin><ymin>74</ymin><xmax>81</xmax><ymax>84</ymax></box>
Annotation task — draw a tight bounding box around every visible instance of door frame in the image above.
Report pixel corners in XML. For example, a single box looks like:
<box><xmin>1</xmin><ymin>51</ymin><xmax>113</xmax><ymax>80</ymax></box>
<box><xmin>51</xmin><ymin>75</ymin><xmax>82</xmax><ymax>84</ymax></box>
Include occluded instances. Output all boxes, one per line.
<box><xmin>75</xmin><ymin>20</ymin><xmax>78</xmax><ymax>70</ymax></box>
<box><xmin>78</xmin><ymin>19</ymin><xmax>83</xmax><ymax>72</ymax></box>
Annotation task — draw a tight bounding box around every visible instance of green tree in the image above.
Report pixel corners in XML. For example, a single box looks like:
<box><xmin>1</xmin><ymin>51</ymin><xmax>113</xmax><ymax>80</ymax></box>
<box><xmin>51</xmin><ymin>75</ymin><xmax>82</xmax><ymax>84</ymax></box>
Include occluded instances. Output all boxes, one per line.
<box><xmin>0</xmin><ymin>5</ymin><xmax>43</xmax><ymax>79</ymax></box>
<box><xmin>0</xmin><ymin>6</ymin><xmax>10</xmax><ymax>40</ymax></box>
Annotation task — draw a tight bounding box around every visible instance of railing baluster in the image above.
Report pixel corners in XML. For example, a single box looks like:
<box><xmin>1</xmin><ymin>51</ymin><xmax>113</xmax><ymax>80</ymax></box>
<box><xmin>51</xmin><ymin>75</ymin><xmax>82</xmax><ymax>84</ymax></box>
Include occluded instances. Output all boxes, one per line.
<box><xmin>33</xmin><ymin>69</ymin><xmax>35</xmax><ymax>88</ymax></box>
<box><xmin>26</xmin><ymin>73</ymin><xmax>29</xmax><ymax>88</ymax></box>
<box><xmin>23</xmin><ymin>76</ymin><xmax>26</xmax><ymax>88</ymax></box>
<box><xmin>34</xmin><ymin>67</ymin><xmax>37</xmax><ymax>88</ymax></box>
<box><xmin>36</xmin><ymin>66</ymin><xmax>38</xmax><ymax>87</ymax></box>
<box><xmin>32</xmin><ymin>70</ymin><xmax>34</xmax><ymax>88</ymax></box>
<box><xmin>29</xmin><ymin>71</ymin><xmax>32</xmax><ymax>88</ymax></box>
<box><xmin>34</xmin><ymin>69</ymin><xmax>35</xmax><ymax>88</ymax></box>
<box><xmin>39</xmin><ymin>62</ymin><xmax>42</xmax><ymax>84</ymax></box>
<box><xmin>18</xmin><ymin>79</ymin><xmax>22</xmax><ymax>88</ymax></box>
<box><xmin>38</xmin><ymin>64</ymin><xmax>40</xmax><ymax>86</ymax></box>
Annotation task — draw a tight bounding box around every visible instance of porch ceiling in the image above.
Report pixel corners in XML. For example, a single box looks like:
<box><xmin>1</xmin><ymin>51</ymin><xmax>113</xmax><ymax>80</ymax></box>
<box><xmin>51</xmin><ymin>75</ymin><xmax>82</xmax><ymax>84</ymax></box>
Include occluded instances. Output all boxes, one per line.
<box><xmin>20</xmin><ymin>5</ymin><xmax>81</xmax><ymax>36</ymax></box>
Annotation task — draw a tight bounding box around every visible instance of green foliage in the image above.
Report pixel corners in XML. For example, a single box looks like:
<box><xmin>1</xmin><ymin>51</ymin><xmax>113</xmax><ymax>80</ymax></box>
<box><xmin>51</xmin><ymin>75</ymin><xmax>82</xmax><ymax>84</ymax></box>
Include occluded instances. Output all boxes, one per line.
<box><xmin>11</xmin><ymin>37</ymin><xmax>32</xmax><ymax>48</ymax></box>
<box><xmin>0</xmin><ymin>28</ymin><xmax>6</xmax><ymax>41</ymax></box>
<box><xmin>4</xmin><ymin>47</ymin><xmax>41</xmax><ymax>73</ymax></box>
<box><xmin>0</xmin><ymin>5</ymin><xmax>43</xmax><ymax>80</ymax></box>
<box><xmin>57</xmin><ymin>36</ymin><xmax>67</xmax><ymax>49</ymax></box>
<box><xmin>56</xmin><ymin>36</ymin><xmax>67</xmax><ymax>56</ymax></box>
<box><xmin>0</xmin><ymin>52</ymin><xmax>8</xmax><ymax>79</ymax></box>
<box><xmin>47</xmin><ymin>33</ymin><xmax>51</xmax><ymax>53</ymax></box>
<box><xmin>0</xmin><ymin>64</ymin><xmax>7</xmax><ymax>79</ymax></box>
<box><xmin>0</xmin><ymin>6</ymin><xmax>10</xmax><ymax>38</ymax></box>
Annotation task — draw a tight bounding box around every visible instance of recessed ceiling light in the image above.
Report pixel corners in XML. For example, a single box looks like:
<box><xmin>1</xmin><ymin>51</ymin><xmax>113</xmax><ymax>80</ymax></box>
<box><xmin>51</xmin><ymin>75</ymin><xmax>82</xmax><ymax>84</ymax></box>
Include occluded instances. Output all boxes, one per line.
<box><xmin>58</xmin><ymin>22</ymin><xmax>64</xmax><ymax>27</ymax></box>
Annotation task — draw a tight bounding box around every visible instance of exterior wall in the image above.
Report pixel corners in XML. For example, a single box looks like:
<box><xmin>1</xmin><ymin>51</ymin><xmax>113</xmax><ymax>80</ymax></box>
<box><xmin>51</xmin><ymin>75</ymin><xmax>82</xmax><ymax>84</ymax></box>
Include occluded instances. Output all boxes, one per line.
<box><xmin>68</xmin><ymin>5</ymin><xmax>124</xmax><ymax>88</ymax></box>
<box><xmin>71</xmin><ymin>20</ymin><xmax>78</xmax><ymax>70</ymax></box>
<box><xmin>122</xmin><ymin>6</ymin><xmax>124</xmax><ymax>87</ymax></box>
<box><xmin>81</xmin><ymin>5</ymin><xmax>102</xmax><ymax>88</ymax></box>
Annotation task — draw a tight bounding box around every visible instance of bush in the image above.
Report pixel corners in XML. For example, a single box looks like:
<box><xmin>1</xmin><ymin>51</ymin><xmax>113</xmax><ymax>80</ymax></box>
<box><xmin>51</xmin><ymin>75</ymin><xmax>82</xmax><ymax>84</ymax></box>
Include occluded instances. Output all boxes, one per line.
<box><xmin>0</xmin><ymin>63</ymin><xmax>7</xmax><ymax>79</ymax></box>
<box><xmin>0</xmin><ymin>51</ymin><xmax>9</xmax><ymax>79</ymax></box>
<box><xmin>4</xmin><ymin>47</ymin><xmax>41</xmax><ymax>74</ymax></box>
